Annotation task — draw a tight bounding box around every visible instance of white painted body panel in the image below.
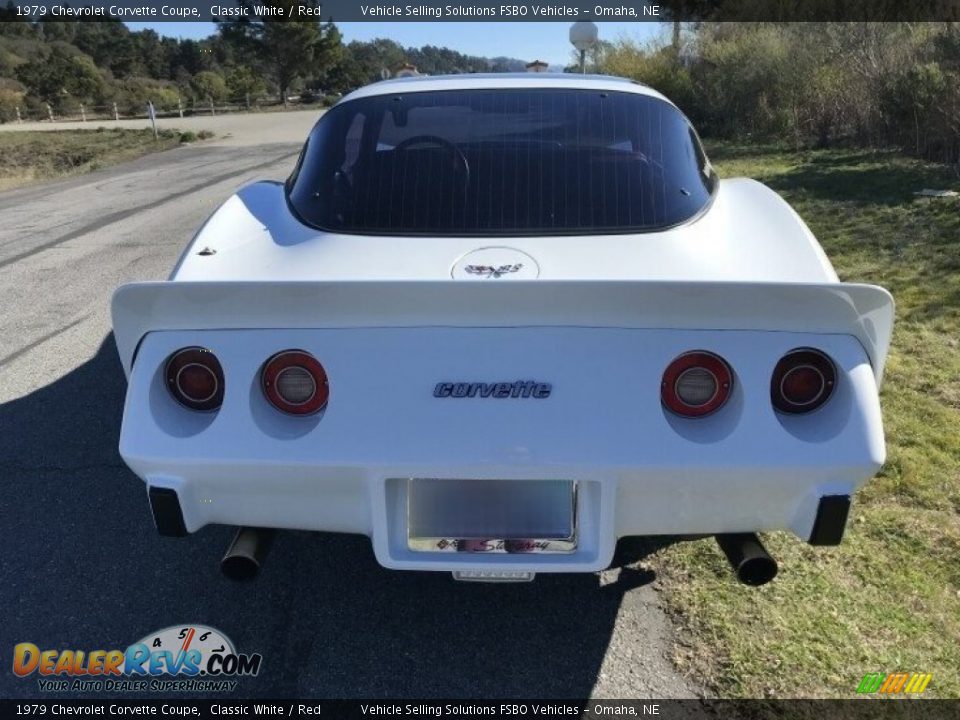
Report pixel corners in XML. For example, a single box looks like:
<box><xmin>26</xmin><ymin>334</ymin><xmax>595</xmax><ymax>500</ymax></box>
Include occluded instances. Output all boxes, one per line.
<box><xmin>170</xmin><ymin>179</ymin><xmax>839</xmax><ymax>285</ymax></box>
<box><xmin>112</xmin><ymin>74</ymin><xmax>894</xmax><ymax>574</ymax></box>
<box><xmin>112</xmin><ymin>280</ymin><xmax>893</xmax><ymax>382</ymax></box>
<box><xmin>339</xmin><ymin>73</ymin><xmax>673</xmax><ymax>104</ymax></box>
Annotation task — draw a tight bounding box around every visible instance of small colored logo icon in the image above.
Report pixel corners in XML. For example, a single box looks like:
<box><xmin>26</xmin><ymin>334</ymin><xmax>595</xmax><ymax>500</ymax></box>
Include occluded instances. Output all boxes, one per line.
<box><xmin>856</xmin><ymin>672</ymin><xmax>932</xmax><ymax>695</ymax></box>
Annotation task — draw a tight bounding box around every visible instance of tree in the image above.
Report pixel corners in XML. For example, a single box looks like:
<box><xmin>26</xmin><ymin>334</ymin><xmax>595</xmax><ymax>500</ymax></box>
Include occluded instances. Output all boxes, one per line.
<box><xmin>565</xmin><ymin>39</ymin><xmax>612</xmax><ymax>74</ymax></box>
<box><xmin>597</xmin><ymin>38</ymin><xmax>697</xmax><ymax>114</ymax></box>
<box><xmin>70</xmin><ymin>20</ymin><xmax>139</xmax><ymax>78</ymax></box>
<box><xmin>0</xmin><ymin>3</ymin><xmax>35</xmax><ymax>33</ymax></box>
<box><xmin>341</xmin><ymin>38</ymin><xmax>406</xmax><ymax>85</ymax></box>
<box><xmin>406</xmin><ymin>45</ymin><xmax>491</xmax><ymax>75</ymax></box>
<box><xmin>190</xmin><ymin>70</ymin><xmax>228</xmax><ymax>103</ymax></box>
<box><xmin>134</xmin><ymin>29</ymin><xmax>170</xmax><ymax>79</ymax></box>
<box><xmin>225</xmin><ymin>65</ymin><xmax>266</xmax><ymax>103</ymax></box>
<box><xmin>173</xmin><ymin>39</ymin><xmax>216</xmax><ymax>77</ymax></box>
<box><xmin>0</xmin><ymin>84</ymin><xmax>24</xmax><ymax>122</ymax></box>
<box><xmin>16</xmin><ymin>45</ymin><xmax>103</xmax><ymax>109</ymax></box>
<box><xmin>656</xmin><ymin>0</ymin><xmax>725</xmax><ymax>51</ymax></box>
<box><xmin>218</xmin><ymin>1</ymin><xmax>342</xmax><ymax>105</ymax></box>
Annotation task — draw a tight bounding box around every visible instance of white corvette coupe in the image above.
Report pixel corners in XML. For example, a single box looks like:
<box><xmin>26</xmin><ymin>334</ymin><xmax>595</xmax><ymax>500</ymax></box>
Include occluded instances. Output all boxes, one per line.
<box><xmin>112</xmin><ymin>74</ymin><xmax>894</xmax><ymax>585</ymax></box>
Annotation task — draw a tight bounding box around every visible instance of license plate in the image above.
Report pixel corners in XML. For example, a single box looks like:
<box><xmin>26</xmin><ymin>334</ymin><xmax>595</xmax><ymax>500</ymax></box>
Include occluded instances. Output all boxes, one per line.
<box><xmin>406</xmin><ymin>479</ymin><xmax>577</xmax><ymax>554</ymax></box>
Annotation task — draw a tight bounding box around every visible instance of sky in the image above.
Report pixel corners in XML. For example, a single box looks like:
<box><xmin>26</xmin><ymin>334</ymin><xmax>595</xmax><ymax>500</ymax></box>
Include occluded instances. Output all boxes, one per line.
<box><xmin>125</xmin><ymin>22</ymin><xmax>663</xmax><ymax>66</ymax></box>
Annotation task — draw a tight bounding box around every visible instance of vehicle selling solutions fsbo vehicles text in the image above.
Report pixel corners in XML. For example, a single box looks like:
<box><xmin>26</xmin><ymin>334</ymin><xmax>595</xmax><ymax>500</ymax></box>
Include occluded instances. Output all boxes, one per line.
<box><xmin>358</xmin><ymin>704</ymin><xmax>584</xmax><ymax>716</ymax></box>
<box><xmin>353</xmin><ymin>4</ymin><xmax>660</xmax><ymax>17</ymax></box>
<box><xmin>357</xmin><ymin>5</ymin><xmax>579</xmax><ymax>17</ymax></box>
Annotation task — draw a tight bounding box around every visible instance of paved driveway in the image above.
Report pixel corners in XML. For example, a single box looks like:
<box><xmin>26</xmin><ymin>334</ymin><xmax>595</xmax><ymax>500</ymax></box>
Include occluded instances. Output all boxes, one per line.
<box><xmin>0</xmin><ymin>112</ymin><xmax>701</xmax><ymax>700</ymax></box>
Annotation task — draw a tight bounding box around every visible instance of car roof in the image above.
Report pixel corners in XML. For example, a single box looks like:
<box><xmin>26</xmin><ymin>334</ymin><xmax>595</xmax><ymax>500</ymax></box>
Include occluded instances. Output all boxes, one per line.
<box><xmin>339</xmin><ymin>72</ymin><xmax>673</xmax><ymax>105</ymax></box>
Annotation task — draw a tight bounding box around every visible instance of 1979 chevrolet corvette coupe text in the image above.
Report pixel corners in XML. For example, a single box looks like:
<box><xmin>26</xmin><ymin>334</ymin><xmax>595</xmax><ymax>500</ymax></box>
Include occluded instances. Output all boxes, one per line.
<box><xmin>112</xmin><ymin>74</ymin><xmax>894</xmax><ymax>584</ymax></box>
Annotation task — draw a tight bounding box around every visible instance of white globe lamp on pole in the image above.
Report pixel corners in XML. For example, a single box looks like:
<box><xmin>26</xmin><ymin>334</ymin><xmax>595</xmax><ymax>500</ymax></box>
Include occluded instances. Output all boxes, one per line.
<box><xmin>569</xmin><ymin>21</ymin><xmax>599</xmax><ymax>74</ymax></box>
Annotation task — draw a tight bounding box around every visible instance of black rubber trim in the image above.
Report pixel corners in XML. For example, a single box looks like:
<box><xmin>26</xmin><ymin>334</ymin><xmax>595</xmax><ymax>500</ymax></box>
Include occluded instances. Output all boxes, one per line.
<box><xmin>808</xmin><ymin>495</ymin><xmax>851</xmax><ymax>546</ymax></box>
<box><xmin>148</xmin><ymin>486</ymin><xmax>188</xmax><ymax>537</ymax></box>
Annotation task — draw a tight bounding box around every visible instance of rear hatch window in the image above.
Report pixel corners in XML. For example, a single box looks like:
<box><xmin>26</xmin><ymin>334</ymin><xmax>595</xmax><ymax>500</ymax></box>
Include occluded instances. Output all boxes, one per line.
<box><xmin>287</xmin><ymin>88</ymin><xmax>716</xmax><ymax>236</ymax></box>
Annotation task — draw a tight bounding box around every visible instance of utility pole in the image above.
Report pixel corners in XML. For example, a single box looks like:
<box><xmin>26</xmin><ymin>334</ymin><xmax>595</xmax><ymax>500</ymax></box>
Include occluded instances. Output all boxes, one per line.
<box><xmin>570</xmin><ymin>22</ymin><xmax>599</xmax><ymax>74</ymax></box>
<box><xmin>147</xmin><ymin>101</ymin><xmax>158</xmax><ymax>140</ymax></box>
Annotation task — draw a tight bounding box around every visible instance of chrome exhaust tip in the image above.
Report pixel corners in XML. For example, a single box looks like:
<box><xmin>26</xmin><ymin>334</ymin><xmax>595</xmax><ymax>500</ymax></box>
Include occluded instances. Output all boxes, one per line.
<box><xmin>715</xmin><ymin>533</ymin><xmax>778</xmax><ymax>586</ymax></box>
<box><xmin>221</xmin><ymin>527</ymin><xmax>275</xmax><ymax>581</ymax></box>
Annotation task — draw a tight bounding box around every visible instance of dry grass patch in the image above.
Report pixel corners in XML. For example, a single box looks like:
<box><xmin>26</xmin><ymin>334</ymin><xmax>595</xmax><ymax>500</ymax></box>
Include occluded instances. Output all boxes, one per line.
<box><xmin>0</xmin><ymin>128</ymin><xmax>192</xmax><ymax>190</ymax></box>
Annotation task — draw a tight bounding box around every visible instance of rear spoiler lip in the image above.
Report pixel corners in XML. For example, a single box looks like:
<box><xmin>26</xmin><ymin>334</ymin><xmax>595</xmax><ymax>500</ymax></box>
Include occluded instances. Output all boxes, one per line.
<box><xmin>111</xmin><ymin>279</ymin><xmax>894</xmax><ymax>383</ymax></box>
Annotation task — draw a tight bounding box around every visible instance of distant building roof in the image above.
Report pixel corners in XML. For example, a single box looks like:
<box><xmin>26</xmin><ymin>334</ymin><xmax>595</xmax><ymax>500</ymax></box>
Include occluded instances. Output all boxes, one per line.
<box><xmin>394</xmin><ymin>63</ymin><xmax>420</xmax><ymax>78</ymax></box>
<box><xmin>526</xmin><ymin>60</ymin><xmax>550</xmax><ymax>72</ymax></box>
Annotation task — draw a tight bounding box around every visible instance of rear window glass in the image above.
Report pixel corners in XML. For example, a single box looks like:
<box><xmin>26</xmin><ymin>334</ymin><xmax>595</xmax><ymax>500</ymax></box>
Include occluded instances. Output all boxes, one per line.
<box><xmin>287</xmin><ymin>88</ymin><xmax>715</xmax><ymax>236</ymax></box>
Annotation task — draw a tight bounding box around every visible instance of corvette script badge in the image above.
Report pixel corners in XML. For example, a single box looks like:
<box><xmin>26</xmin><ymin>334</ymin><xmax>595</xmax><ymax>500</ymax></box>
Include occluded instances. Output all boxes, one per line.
<box><xmin>434</xmin><ymin>381</ymin><xmax>552</xmax><ymax>399</ymax></box>
<box><xmin>464</xmin><ymin>263</ymin><xmax>524</xmax><ymax>278</ymax></box>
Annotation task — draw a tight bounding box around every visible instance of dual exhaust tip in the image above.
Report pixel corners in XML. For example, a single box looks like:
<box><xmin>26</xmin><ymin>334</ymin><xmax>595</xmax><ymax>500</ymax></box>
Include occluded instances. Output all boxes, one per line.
<box><xmin>221</xmin><ymin>527</ymin><xmax>275</xmax><ymax>582</ymax></box>
<box><xmin>219</xmin><ymin>527</ymin><xmax>778</xmax><ymax>587</ymax></box>
<box><xmin>715</xmin><ymin>533</ymin><xmax>778</xmax><ymax>586</ymax></box>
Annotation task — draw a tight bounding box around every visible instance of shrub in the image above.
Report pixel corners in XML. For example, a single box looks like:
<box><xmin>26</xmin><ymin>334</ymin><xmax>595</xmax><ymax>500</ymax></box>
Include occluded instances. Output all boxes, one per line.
<box><xmin>15</xmin><ymin>45</ymin><xmax>105</xmax><ymax>112</ymax></box>
<box><xmin>110</xmin><ymin>77</ymin><xmax>181</xmax><ymax>116</ymax></box>
<box><xmin>190</xmin><ymin>71</ymin><xmax>228</xmax><ymax>104</ymax></box>
<box><xmin>0</xmin><ymin>87</ymin><xmax>23</xmax><ymax>123</ymax></box>
<box><xmin>601</xmin><ymin>41</ymin><xmax>697</xmax><ymax>119</ymax></box>
<box><xmin>225</xmin><ymin>66</ymin><xmax>266</xmax><ymax>104</ymax></box>
<box><xmin>882</xmin><ymin>62</ymin><xmax>960</xmax><ymax>162</ymax></box>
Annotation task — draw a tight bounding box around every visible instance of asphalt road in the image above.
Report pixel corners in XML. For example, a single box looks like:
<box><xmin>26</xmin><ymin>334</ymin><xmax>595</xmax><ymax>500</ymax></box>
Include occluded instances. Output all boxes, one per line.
<box><xmin>0</xmin><ymin>113</ymin><xmax>702</xmax><ymax>701</ymax></box>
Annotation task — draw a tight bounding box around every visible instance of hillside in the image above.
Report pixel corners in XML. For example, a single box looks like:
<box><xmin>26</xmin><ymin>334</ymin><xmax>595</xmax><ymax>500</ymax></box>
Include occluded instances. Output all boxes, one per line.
<box><xmin>0</xmin><ymin>17</ymin><xmax>528</xmax><ymax>122</ymax></box>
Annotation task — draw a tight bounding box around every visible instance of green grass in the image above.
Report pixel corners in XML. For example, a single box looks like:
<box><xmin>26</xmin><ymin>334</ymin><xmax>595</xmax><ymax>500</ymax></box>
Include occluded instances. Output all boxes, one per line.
<box><xmin>0</xmin><ymin>128</ymin><xmax>198</xmax><ymax>190</ymax></box>
<box><xmin>652</xmin><ymin>143</ymin><xmax>960</xmax><ymax>699</ymax></box>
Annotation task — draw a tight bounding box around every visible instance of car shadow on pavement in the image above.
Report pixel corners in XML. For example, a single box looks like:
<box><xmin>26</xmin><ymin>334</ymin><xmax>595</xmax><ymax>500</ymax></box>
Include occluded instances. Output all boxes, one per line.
<box><xmin>0</xmin><ymin>335</ymin><xmax>672</xmax><ymax>700</ymax></box>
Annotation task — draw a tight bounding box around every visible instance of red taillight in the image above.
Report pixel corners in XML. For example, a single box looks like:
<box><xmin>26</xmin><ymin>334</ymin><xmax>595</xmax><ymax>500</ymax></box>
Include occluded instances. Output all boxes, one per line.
<box><xmin>165</xmin><ymin>347</ymin><xmax>224</xmax><ymax>412</ymax></box>
<box><xmin>661</xmin><ymin>351</ymin><xmax>733</xmax><ymax>418</ymax></box>
<box><xmin>771</xmin><ymin>349</ymin><xmax>836</xmax><ymax>414</ymax></box>
<box><xmin>261</xmin><ymin>350</ymin><xmax>329</xmax><ymax>415</ymax></box>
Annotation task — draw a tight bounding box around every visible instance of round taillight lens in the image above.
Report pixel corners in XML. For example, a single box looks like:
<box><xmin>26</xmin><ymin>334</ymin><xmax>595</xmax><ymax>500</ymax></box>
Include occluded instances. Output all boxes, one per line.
<box><xmin>262</xmin><ymin>350</ymin><xmax>329</xmax><ymax>415</ymax></box>
<box><xmin>771</xmin><ymin>349</ymin><xmax>836</xmax><ymax>414</ymax></box>
<box><xmin>165</xmin><ymin>347</ymin><xmax>224</xmax><ymax>412</ymax></box>
<box><xmin>661</xmin><ymin>351</ymin><xmax>733</xmax><ymax>418</ymax></box>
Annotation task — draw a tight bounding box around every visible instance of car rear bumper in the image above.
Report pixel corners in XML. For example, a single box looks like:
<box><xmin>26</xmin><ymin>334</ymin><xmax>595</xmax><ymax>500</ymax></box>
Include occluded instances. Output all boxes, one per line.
<box><xmin>140</xmin><ymin>464</ymin><xmax>871</xmax><ymax>574</ymax></box>
<box><xmin>122</xmin><ymin>325</ymin><xmax>884</xmax><ymax>574</ymax></box>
